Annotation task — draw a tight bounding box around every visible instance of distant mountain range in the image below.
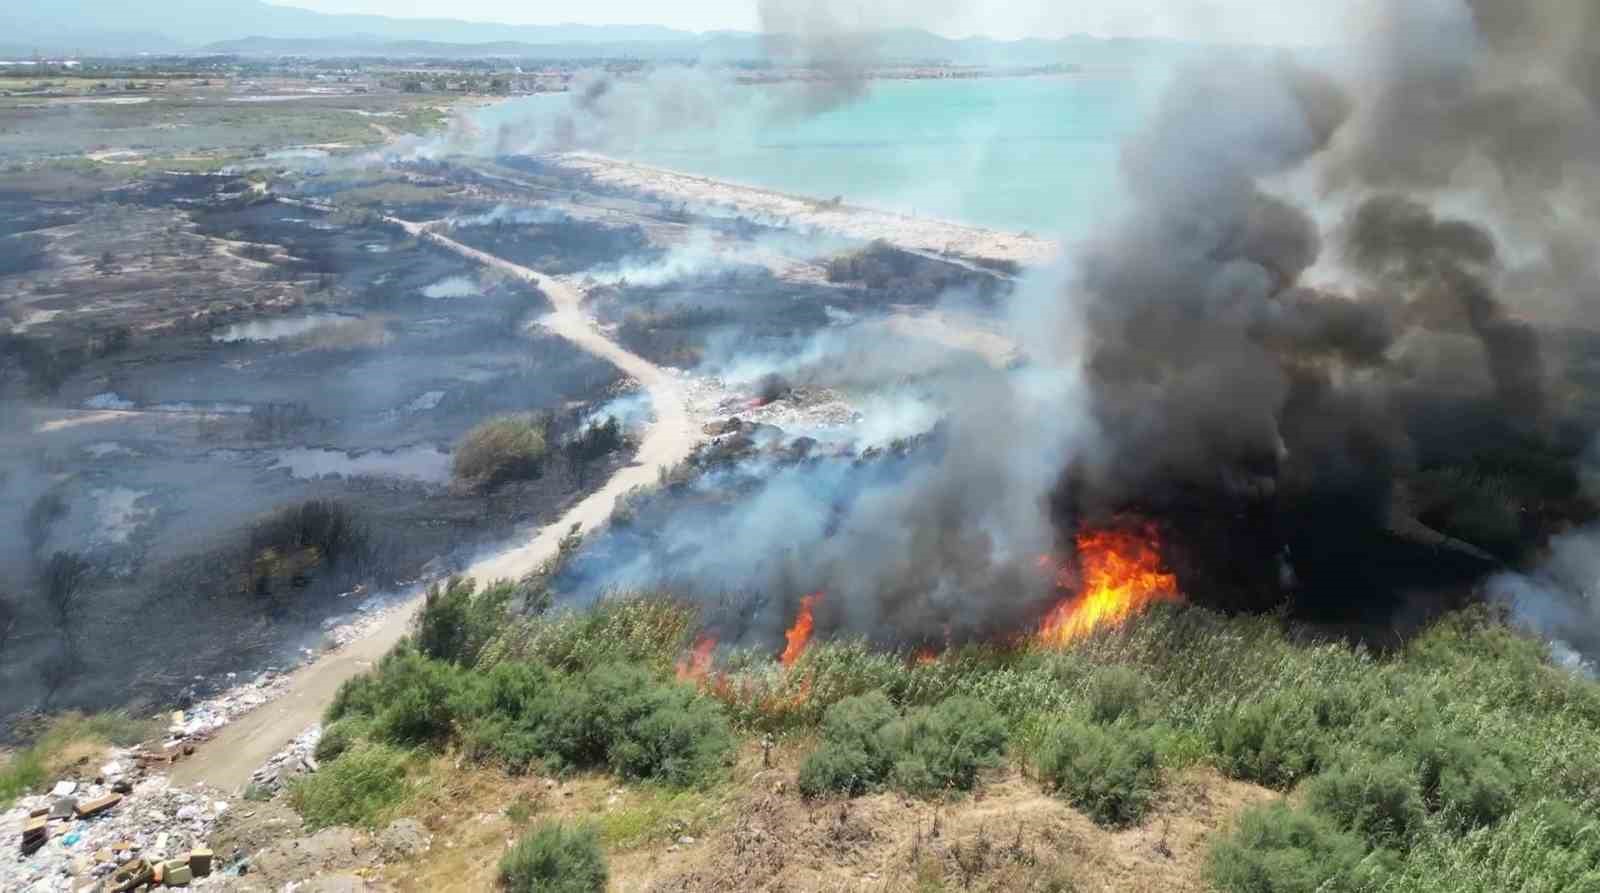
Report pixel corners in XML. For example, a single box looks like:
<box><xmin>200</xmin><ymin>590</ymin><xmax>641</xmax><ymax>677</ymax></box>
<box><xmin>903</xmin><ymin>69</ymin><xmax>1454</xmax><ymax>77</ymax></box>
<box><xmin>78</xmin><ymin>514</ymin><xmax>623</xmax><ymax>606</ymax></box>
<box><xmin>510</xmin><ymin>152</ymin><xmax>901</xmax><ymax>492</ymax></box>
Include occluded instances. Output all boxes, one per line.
<box><xmin>1</xmin><ymin>0</ymin><xmax>1205</xmax><ymax>65</ymax></box>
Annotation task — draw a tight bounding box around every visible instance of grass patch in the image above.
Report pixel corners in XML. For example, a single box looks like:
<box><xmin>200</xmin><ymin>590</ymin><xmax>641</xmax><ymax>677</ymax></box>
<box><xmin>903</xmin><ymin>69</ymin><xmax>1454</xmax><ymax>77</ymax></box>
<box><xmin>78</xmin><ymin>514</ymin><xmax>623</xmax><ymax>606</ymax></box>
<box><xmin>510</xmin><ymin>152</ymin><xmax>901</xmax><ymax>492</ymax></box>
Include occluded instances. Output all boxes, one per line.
<box><xmin>289</xmin><ymin>743</ymin><xmax>414</xmax><ymax>830</ymax></box>
<box><xmin>596</xmin><ymin>786</ymin><xmax>727</xmax><ymax>850</ymax></box>
<box><xmin>2</xmin><ymin>711</ymin><xmax>157</xmax><ymax>807</ymax></box>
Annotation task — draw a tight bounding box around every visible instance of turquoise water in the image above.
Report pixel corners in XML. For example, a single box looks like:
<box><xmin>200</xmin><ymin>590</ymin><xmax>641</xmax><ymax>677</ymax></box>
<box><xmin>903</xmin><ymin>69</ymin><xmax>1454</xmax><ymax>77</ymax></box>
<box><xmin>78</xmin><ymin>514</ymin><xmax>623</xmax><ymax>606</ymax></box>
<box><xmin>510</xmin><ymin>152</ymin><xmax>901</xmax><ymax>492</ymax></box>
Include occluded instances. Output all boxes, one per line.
<box><xmin>479</xmin><ymin>75</ymin><xmax>1153</xmax><ymax>237</ymax></box>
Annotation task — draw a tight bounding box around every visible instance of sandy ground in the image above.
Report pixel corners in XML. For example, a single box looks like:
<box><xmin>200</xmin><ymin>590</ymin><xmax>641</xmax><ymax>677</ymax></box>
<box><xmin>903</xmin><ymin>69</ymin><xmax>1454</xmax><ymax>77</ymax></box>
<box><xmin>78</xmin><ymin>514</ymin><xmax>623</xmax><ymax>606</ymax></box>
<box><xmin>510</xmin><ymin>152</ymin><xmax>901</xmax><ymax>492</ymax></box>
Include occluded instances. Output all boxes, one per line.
<box><xmin>554</xmin><ymin>153</ymin><xmax>1061</xmax><ymax>267</ymax></box>
<box><xmin>172</xmin><ymin>214</ymin><xmax>699</xmax><ymax>793</ymax></box>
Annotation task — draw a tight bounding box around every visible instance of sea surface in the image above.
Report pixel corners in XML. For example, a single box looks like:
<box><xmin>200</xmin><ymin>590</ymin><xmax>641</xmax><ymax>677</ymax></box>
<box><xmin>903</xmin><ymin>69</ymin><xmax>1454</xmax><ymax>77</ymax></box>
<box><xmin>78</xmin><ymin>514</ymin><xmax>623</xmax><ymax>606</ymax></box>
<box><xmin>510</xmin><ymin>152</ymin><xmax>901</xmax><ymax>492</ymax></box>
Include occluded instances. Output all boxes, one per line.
<box><xmin>479</xmin><ymin>73</ymin><xmax>1160</xmax><ymax>237</ymax></box>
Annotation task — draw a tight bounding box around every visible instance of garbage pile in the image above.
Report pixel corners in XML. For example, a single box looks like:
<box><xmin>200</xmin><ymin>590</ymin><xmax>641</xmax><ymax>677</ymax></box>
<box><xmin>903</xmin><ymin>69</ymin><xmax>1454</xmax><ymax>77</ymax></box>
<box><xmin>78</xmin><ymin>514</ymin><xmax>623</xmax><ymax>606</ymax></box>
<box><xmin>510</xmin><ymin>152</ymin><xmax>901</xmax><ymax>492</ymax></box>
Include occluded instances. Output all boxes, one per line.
<box><xmin>169</xmin><ymin>671</ymin><xmax>294</xmax><ymax>740</ymax></box>
<box><xmin>5</xmin><ymin>764</ymin><xmax>227</xmax><ymax>891</ymax></box>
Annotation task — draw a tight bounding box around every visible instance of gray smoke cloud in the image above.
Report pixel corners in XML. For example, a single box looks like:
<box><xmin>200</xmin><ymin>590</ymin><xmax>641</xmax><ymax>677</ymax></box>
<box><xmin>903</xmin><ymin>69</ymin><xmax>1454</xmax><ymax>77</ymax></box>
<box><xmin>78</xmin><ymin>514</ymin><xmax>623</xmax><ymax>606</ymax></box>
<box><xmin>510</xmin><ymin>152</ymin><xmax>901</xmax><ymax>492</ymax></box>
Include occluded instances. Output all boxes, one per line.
<box><xmin>560</xmin><ymin>0</ymin><xmax>1600</xmax><ymax>652</ymax></box>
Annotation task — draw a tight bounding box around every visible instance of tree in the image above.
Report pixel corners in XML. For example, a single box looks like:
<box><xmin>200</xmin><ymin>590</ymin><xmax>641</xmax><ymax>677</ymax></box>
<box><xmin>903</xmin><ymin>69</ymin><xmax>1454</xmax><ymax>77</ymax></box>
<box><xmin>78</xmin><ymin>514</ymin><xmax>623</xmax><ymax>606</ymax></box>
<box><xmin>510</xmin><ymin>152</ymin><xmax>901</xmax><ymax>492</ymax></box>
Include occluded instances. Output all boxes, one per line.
<box><xmin>40</xmin><ymin>551</ymin><xmax>90</xmax><ymax>655</ymax></box>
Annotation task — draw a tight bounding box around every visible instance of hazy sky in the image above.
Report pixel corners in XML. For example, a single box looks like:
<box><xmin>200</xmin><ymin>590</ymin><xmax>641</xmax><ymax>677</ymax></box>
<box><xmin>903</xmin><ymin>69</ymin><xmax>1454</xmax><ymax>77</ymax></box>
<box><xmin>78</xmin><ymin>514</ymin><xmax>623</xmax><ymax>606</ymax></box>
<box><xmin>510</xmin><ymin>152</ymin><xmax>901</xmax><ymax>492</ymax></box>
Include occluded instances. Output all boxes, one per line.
<box><xmin>268</xmin><ymin>0</ymin><xmax>1354</xmax><ymax>45</ymax></box>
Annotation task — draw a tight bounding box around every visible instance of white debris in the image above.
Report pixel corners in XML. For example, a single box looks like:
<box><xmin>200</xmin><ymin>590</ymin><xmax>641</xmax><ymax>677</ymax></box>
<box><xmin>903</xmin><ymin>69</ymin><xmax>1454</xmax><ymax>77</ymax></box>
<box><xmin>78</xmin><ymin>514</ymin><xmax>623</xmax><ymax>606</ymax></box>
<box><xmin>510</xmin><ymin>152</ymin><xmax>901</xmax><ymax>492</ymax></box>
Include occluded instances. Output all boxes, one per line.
<box><xmin>246</xmin><ymin>723</ymin><xmax>323</xmax><ymax>795</ymax></box>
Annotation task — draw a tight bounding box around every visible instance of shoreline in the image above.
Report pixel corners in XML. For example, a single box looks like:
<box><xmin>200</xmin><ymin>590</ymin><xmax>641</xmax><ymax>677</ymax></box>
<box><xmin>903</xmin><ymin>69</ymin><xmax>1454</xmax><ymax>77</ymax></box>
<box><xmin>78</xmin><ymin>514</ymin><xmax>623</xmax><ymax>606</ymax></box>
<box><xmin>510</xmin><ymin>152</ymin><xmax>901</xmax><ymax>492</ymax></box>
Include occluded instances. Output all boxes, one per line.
<box><xmin>550</xmin><ymin>151</ymin><xmax>1062</xmax><ymax>268</ymax></box>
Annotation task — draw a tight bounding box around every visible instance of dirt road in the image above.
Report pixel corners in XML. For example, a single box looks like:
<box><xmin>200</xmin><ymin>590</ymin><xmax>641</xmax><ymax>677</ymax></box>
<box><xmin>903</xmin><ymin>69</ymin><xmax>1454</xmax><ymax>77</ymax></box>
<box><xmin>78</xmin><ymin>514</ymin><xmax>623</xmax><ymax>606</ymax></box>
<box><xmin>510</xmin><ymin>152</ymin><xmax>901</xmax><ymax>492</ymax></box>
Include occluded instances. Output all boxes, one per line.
<box><xmin>174</xmin><ymin>220</ymin><xmax>697</xmax><ymax>792</ymax></box>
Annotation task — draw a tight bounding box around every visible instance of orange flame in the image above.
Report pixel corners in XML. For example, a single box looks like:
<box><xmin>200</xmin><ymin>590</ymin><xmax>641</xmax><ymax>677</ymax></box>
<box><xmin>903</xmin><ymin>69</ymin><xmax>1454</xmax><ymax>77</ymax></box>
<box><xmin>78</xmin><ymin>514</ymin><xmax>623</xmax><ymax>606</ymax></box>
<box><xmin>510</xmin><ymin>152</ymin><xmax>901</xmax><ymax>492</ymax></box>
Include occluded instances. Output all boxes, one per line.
<box><xmin>780</xmin><ymin>592</ymin><xmax>822</xmax><ymax>666</ymax></box>
<box><xmin>912</xmin><ymin>646</ymin><xmax>941</xmax><ymax>667</ymax></box>
<box><xmin>676</xmin><ymin>634</ymin><xmax>717</xmax><ymax>683</ymax></box>
<box><xmin>1038</xmin><ymin>524</ymin><xmax>1181</xmax><ymax>647</ymax></box>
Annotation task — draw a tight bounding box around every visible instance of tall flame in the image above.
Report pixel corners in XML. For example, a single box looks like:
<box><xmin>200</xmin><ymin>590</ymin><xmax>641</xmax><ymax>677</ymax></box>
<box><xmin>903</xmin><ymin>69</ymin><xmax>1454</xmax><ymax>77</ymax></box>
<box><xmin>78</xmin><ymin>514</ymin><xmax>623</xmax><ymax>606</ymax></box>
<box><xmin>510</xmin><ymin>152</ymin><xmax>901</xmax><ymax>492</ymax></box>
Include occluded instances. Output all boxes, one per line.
<box><xmin>676</xmin><ymin>634</ymin><xmax>717</xmax><ymax>683</ymax></box>
<box><xmin>780</xmin><ymin>592</ymin><xmax>822</xmax><ymax>666</ymax></box>
<box><xmin>1038</xmin><ymin>525</ymin><xmax>1181</xmax><ymax>647</ymax></box>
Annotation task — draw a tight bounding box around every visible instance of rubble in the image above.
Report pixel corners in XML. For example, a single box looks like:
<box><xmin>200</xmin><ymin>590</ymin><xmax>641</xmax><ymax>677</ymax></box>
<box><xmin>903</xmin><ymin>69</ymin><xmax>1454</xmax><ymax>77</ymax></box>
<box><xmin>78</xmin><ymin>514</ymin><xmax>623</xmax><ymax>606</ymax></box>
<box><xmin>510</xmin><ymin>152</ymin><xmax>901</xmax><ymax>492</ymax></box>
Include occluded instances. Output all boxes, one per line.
<box><xmin>246</xmin><ymin>724</ymin><xmax>323</xmax><ymax>795</ymax></box>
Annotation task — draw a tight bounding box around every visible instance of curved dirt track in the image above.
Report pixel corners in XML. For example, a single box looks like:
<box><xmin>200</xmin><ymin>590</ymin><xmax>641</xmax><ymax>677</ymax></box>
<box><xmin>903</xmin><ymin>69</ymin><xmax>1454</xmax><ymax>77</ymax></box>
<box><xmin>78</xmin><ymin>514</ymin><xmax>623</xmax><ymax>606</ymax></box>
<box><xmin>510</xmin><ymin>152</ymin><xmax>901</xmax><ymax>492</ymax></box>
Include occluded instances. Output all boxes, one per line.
<box><xmin>173</xmin><ymin>220</ymin><xmax>697</xmax><ymax>792</ymax></box>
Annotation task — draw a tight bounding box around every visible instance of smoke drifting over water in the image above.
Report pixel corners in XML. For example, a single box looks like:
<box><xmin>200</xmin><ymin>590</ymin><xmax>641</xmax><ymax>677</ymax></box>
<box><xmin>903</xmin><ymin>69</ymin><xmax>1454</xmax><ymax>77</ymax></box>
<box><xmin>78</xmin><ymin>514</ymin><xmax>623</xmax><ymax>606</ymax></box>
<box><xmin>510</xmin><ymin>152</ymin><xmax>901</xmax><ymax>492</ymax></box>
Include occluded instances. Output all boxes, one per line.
<box><xmin>555</xmin><ymin>1</ymin><xmax>1600</xmax><ymax>657</ymax></box>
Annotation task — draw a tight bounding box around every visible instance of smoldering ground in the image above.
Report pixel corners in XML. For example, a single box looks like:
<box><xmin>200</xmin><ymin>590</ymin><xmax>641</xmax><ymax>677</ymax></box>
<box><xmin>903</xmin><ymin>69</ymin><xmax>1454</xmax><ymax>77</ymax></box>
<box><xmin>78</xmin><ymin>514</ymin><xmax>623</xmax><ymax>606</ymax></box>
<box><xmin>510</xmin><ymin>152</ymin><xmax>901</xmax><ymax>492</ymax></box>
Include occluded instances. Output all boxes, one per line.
<box><xmin>551</xmin><ymin>0</ymin><xmax>1600</xmax><ymax>656</ymax></box>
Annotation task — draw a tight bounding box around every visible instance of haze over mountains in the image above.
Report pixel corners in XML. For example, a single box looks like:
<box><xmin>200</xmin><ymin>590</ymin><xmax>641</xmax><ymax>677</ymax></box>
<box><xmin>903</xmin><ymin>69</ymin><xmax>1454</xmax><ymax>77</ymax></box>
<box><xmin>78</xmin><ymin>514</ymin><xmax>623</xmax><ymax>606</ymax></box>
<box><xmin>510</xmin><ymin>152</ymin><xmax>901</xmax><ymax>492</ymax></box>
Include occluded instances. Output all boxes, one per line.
<box><xmin>3</xmin><ymin>0</ymin><xmax>1197</xmax><ymax>64</ymax></box>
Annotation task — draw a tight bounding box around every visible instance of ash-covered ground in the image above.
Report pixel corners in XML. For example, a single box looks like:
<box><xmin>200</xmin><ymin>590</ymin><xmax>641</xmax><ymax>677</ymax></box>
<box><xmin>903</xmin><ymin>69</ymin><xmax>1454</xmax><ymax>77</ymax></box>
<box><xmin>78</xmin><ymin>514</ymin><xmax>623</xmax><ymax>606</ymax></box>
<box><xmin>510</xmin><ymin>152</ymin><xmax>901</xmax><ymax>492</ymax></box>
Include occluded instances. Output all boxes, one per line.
<box><xmin>0</xmin><ymin>110</ymin><xmax>1032</xmax><ymax>726</ymax></box>
<box><xmin>0</xmin><ymin>164</ymin><xmax>646</xmax><ymax>722</ymax></box>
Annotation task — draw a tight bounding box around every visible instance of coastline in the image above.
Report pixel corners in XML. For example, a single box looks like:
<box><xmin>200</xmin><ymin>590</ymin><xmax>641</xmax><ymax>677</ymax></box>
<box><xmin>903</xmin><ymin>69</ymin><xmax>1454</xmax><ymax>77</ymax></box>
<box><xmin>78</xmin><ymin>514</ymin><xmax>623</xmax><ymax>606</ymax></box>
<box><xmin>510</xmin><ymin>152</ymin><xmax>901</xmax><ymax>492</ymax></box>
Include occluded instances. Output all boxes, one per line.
<box><xmin>551</xmin><ymin>151</ymin><xmax>1062</xmax><ymax>268</ymax></box>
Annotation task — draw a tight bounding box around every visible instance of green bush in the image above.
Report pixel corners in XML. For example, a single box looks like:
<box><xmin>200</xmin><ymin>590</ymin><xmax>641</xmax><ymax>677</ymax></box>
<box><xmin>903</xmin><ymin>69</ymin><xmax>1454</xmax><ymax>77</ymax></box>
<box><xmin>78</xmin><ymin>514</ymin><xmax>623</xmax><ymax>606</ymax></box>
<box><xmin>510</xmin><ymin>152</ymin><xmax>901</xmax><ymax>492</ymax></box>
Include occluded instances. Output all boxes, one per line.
<box><xmin>798</xmin><ymin>743</ymin><xmax>881</xmax><ymax>799</ymax></box>
<box><xmin>1306</xmin><ymin>757</ymin><xmax>1425</xmax><ymax>850</ymax></box>
<box><xmin>1210</xmin><ymin>692</ymin><xmax>1327</xmax><ymax>789</ymax></box>
<box><xmin>570</xmin><ymin>663</ymin><xmax>732</xmax><ymax>785</ymax></box>
<box><xmin>797</xmin><ymin>693</ymin><xmax>1005</xmax><ymax>798</ymax></box>
<box><xmin>314</xmin><ymin>717</ymin><xmax>372</xmax><ymax>764</ymax></box>
<box><xmin>463</xmin><ymin>660</ymin><xmax>730</xmax><ymax>785</ymax></box>
<box><xmin>1087</xmin><ymin>666</ymin><xmax>1148</xmax><ymax>725</ymax></box>
<box><xmin>498</xmin><ymin>823</ymin><xmax>607</xmax><ymax>893</ymax></box>
<box><xmin>289</xmin><ymin>744</ymin><xmax>411</xmax><ymax>830</ymax></box>
<box><xmin>885</xmin><ymin>696</ymin><xmax>1007</xmax><ymax>796</ymax></box>
<box><xmin>460</xmin><ymin>661</ymin><xmax>565</xmax><ymax>773</ymax></box>
<box><xmin>1035</xmin><ymin>717</ymin><xmax>1160</xmax><ymax>828</ymax></box>
<box><xmin>1412</xmin><ymin>730</ymin><xmax>1516</xmax><ymax>832</ymax></box>
<box><xmin>415</xmin><ymin>576</ymin><xmax>515</xmax><ymax>667</ymax></box>
<box><xmin>325</xmin><ymin>647</ymin><xmax>468</xmax><ymax>748</ymax></box>
<box><xmin>455</xmin><ymin>415</ymin><xmax>548</xmax><ymax>489</ymax></box>
<box><xmin>1207</xmin><ymin>803</ymin><xmax>1393</xmax><ymax>893</ymax></box>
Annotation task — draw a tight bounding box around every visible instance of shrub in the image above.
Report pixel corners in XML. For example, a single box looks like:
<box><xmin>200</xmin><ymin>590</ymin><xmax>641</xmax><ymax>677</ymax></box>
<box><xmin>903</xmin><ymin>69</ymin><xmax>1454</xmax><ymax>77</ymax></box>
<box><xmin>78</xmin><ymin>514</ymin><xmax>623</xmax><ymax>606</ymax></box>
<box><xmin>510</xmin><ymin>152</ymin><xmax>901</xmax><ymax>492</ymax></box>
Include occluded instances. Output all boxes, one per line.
<box><xmin>1207</xmin><ymin>803</ymin><xmax>1392</xmax><ymax>893</ymax></box>
<box><xmin>1306</xmin><ymin>757</ymin><xmax>1425</xmax><ymax>850</ymax></box>
<box><xmin>462</xmin><ymin>660</ymin><xmax>730</xmax><ymax>785</ymax></box>
<box><xmin>1412</xmin><ymin>730</ymin><xmax>1516</xmax><ymax>831</ymax></box>
<box><xmin>289</xmin><ymin>744</ymin><xmax>411</xmax><ymax>830</ymax></box>
<box><xmin>1035</xmin><ymin>717</ymin><xmax>1160</xmax><ymax>828</ymax></box>
<box><xmin>569</xmin><ymin>663</ymin><xmax>731</xmax><ymax>785</ymax></box>
<box><xmin>460</xmin><ymin>661</ymin><xmax>565</xmax><ymax>772</ymax></box>
<box><xmin>798</xmin><ymin>743</ymin><xmax>881</xmax><ymax>799</ymax></box>
<box><xmin>1086</xmin><ymin>666</ymin><xmax>1147</xmax><ymax>725</ymax></box>
<box><xmin>325</xmin><ymin>648</ymin><xmax>468</xmax><ymax>748</ymax></box>
<box><xmin>498</xmin><ymin>823</ymin><xmax>607</xmax><ymax>893</ymax></box>
<box><xmin>797</xmin><ymin>692</ymin><xmax>901</xmax><ymax>797</ymax></box>
<box><xmin>885</xmin><ymin>696</ymin><xmax>1007</xmax><ymax>797</ymax></box>
<box><xmin>314</xmin><ymin>717</ymin><xmax>371</xmax><ymax>764</ymax></box>
<box><xmin>415</xmin><ymin>577</ymin><xmax>515</xmax><ymax>667</ymax></box>
<box><xmin>249</xmin><ymin>499</ymin><xmax>368</xmax><ymax>567</ymax></box>
<box><xmin>455</xmin><ymin>415</ymin><xmax>548</xmax><ymax>489</ymax></box>
<box><xmin>1210</xmin><ymin>692</ymin><xmax>1326</xmax><ymax>789</ymax></box>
